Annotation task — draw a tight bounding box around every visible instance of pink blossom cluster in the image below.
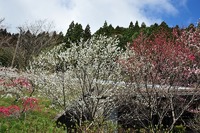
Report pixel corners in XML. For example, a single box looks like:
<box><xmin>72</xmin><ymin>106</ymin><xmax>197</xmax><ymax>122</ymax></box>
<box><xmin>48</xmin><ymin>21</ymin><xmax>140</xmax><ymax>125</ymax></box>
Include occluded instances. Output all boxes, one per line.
<box><xmin>0</xmin><ymin>77</ymin><xmax>32</xmax><ymax>90</ymax></box>
<box><xmin>0</xmin><ymin>105</ymin><xmax>20</xmax><ymax>117</ymax></box>
<box><xmin>119</xmin><ymin>27</ymin><xmax>200</xmax><ymax>87</ymax></box>
<box><xmin>0</xmin><ymin>97</ymin><xmax>39</xmax><ymax>117</ymax></box>
<box><xmin>22</xmin><ymin>97</ymin><xmax>39</xmax><ymax>111</ymax></box>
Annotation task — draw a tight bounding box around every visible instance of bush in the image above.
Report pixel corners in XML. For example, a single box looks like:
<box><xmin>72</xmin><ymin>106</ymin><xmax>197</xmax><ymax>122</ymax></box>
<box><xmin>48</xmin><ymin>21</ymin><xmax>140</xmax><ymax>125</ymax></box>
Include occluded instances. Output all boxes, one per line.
<box><xmin>173</xmin><ymin>125</ymin><xmax>186</xmax><ymax>133</ymax></box>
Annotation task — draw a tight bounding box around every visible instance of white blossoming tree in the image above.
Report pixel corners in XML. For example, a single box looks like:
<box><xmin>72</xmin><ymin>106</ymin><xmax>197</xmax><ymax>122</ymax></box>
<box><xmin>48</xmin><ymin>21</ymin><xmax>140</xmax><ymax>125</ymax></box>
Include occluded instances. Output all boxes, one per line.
<box><xmin>28</xmin><ymin>35</ymin><xmax>123</xmax><ymax>124</ymax></box>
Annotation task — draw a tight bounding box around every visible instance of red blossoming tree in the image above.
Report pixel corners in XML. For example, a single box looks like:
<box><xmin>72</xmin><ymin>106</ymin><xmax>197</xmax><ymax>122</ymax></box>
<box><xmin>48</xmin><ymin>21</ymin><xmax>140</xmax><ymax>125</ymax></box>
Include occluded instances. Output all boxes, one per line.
<box><xmin>118</xmin><ymin>27</ymin><xmax>200</xmax><ymax>132</ymax></box>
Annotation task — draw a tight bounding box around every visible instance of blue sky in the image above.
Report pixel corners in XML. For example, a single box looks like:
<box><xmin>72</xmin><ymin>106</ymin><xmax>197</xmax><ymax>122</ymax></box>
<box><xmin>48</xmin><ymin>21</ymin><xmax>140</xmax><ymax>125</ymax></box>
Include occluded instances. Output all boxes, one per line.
<box><xmin>0</xmin><ymin>0</ymin><xmax>199</xmax><ymax>33</ymax></box>
<box><xmin>162</xmin><ymin>0</ymin><xmax>200</xmax><ymax>28</ymax></box>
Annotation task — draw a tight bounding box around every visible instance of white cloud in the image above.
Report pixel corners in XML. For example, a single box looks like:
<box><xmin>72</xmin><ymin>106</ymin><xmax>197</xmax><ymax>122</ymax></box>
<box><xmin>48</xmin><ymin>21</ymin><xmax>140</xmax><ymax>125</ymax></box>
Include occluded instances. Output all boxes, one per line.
<box><xmin>0</xmin><ymin>0</ymin><xmax>180</xmax><ymax>33</ymax></box>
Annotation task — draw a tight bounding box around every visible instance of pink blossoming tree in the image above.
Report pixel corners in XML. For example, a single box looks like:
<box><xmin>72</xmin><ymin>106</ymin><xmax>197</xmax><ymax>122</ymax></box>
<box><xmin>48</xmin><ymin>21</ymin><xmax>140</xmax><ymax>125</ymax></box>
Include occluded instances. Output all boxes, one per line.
<box><xmin>118</xmin><ymin>27</ymin><xmax>200</xmax><ymax>132</ymax></box>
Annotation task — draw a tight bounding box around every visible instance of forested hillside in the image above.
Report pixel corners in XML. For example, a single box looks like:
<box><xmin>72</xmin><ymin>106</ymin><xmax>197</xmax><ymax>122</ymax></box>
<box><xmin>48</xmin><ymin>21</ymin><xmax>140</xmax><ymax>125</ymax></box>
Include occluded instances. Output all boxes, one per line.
<box><xmin>1</xmin><ymin>19</ymin><xmax>198</xmax><ymax>69</ymax></box>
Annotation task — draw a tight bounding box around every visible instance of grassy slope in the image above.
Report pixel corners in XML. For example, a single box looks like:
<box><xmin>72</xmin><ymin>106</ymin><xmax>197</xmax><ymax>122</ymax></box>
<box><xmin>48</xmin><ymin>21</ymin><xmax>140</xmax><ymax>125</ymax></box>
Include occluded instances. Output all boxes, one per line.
<box><xmin>0</xmin><ymin>97</ymin><xmax>65</xmax><ymax>133</ymax></box>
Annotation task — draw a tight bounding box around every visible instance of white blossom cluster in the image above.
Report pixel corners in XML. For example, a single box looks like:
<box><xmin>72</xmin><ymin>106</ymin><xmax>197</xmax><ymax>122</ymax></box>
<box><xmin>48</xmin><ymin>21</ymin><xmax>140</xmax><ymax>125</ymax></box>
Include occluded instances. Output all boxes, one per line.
<box><xmin>28</xmin><ymin>35</ymin><xmax>124</xmax><ymax>112</ymax></box>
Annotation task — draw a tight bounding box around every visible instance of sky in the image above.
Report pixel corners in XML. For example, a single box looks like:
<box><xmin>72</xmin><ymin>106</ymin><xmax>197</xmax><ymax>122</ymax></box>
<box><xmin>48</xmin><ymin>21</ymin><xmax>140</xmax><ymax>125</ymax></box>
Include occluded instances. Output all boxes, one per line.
<box><xmin>0</xmin><ymin>0</ymin><xmax>199</xmax><ymax>34</ymax></box>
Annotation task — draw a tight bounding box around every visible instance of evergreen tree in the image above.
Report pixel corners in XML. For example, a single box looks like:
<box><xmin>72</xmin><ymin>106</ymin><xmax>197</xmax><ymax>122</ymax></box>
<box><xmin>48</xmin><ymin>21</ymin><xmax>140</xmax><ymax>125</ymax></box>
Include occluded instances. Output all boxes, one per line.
<box><xmin>74</xmin><ymin>23</ymin><xmax>84</xmax><ymax>40</ymax></box>
<box><xmin>103</xmin><ymin>21</ymin><xmax>108</xmax><ymax>28</ymax></box>
<box><xmin>144</xmin><ymin>23</ymin><xmax>159</xmax><ymax>36</ymax></box>
<box><xmin>95</xmin><ymin>21</ymin><xmax>114</xmax><ymax>36</ymax></box>
<box><xmin>108</xmin><ymin>24</ymin><xmax>114</xmax><ymax>34</ymax></box>
<box><xmin>64</xmin><ymin>21</ymin><xmax>84</xmax><ymax>45</ymax></box>
<box><xmin>128</xmin><ymin>21</ymin><xmax>134</xmax><ymax>29</ymax></box>
<box><xmin>134</xmin><ymin>21</ymin><xmax>140</xmax><ymax>32</ymax></box>
<box><xmin>83</xmin><ymin>24</ymin><xmax>92</xmax><ymax>41</ymax></box>
<box><xmin>159</xmin><ymin>21</ymin><xmax>170</xmax><ymax>30</ymax></box>
<box><xmin>114</xmin><ymin>26</ymin><xmax>126</xmax><ymax>35</ymax></box>
<box><xmin>68</xmin><ymin>21</ymin><xmax>75</xmax><ymax>32</ymax></box>
<box><xmin>141</xmin><ymin>22</ymin><xmax>146</xmax><ymax>29</ymax></box>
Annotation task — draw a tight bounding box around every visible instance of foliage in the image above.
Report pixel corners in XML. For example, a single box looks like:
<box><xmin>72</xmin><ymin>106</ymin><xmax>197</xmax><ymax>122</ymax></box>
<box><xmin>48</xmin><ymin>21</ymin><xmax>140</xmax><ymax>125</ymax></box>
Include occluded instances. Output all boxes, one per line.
<box><xmin>64</xmin><ymin>21</ymin><xmax>84</xmax><ymax>46</ymax></box>
<box><xmin>76</xmin><ymin>120</ymin><xmax>118</xmax><ymax>133</ymax></box>
<box><xmin>173</xmin><ymin>125</ymin><xmax>186</xmax><ymax>133</ymax></box>
<box><xmin>95</xmin><ymin>21</ymin><xmax>115</xmax><ymax>37</ymax></box>
<box><xmin>83</xmin><ymin>24</ymin><xmax>92</xmax><ymax>41</ymax></box>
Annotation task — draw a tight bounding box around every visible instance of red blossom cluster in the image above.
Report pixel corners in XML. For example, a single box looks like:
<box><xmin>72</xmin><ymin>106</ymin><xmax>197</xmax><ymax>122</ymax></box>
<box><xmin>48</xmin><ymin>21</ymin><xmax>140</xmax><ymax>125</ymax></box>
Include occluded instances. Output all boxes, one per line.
<box><xmin>0</xmin><ymin>97</ymin><xmax>39</xmax><ymax>117</ymax></box>
<box><xmin>188</xmin><ymin>54</ymin><xmax>195</xmax><ymax>61</ymax></box>
<box><xmin>0</xmin><ymin>68</ymin><xmax>40</xmax><ymax>118</ymax></box>
<box><xmin>0</xmin><ymin>105</ymin><xmax>20</xmax><ymax>117</ymax></box>
<box><xmin>22</xmin><ymin>97</ymin><xmax>40</xmax><ymax>112</ymax></box>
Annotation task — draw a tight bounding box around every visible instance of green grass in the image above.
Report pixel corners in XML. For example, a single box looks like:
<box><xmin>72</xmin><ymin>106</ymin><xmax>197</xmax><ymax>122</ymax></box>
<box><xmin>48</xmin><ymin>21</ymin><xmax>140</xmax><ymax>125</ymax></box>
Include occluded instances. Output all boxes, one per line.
<box><xmin>0</xmin><ymin>97</ymin><xmax>65</xmax><ymax>133</ymax></box>
<box><xmin>0</xmin><ymin>97</ymin><xmax>188</xmax><ymax>133</ymax></box>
